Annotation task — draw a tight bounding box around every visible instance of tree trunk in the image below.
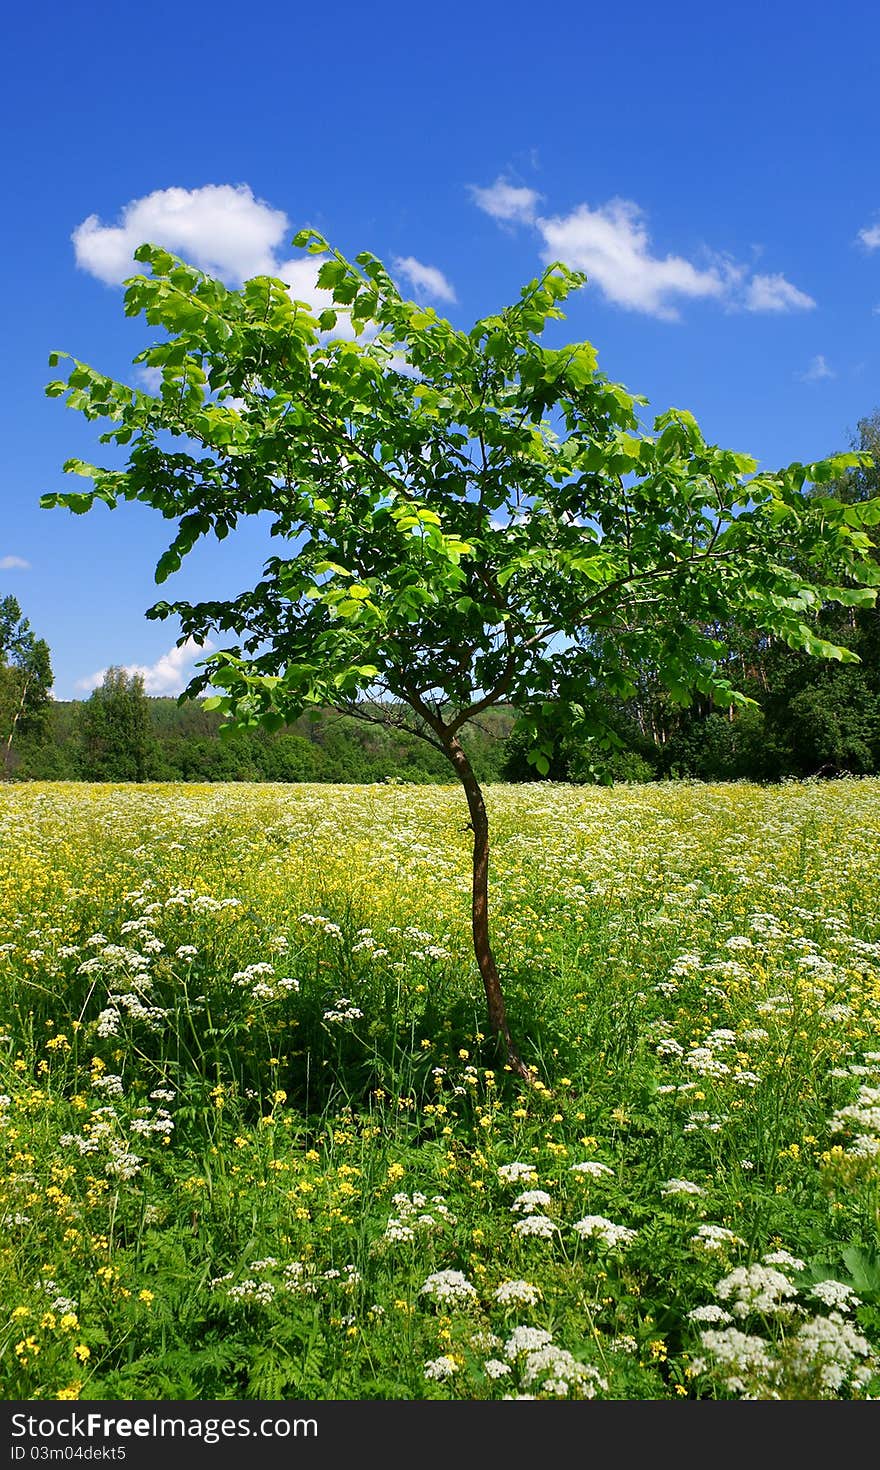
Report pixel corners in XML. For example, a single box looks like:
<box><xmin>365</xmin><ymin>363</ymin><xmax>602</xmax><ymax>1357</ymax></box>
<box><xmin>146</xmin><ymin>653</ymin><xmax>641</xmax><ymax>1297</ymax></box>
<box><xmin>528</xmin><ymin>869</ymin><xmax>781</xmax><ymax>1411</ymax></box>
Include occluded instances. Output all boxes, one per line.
<box><xmin>440</xmin><ymin>731</ymin><xmax>529</xmax><ymax>1079</ymax></box>
<box><xmin>2</xmin><ymin>671</ymin><xmax>31</xmax><ymax>780</ymax></box>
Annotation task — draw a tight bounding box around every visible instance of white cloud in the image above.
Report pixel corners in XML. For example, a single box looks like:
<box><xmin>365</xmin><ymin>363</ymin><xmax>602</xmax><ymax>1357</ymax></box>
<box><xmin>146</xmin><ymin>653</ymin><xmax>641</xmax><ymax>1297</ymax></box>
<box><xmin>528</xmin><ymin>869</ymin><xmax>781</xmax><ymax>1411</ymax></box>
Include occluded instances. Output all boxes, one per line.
<box><xmin>73</xmin><ymin>184</ymin><xmax>293</xmax><ymax>286</ymax></box>
<box><xmin>72</xmin><ymin>185</ymin><xmax>345</xmax><ymax>320</ymax></box>
<box><xmin>537</xmin><ymin>198</ymin><xmax>726</xmax><ymax>321</ymax></box>
<box><xmin>798</xmin><ymin>354</ymin><xmax>835</xmax><ymax>382</ymax></box>
<box><xmin>271</xmin><ymin>254</ymin><xmax>335</xmax><ymax>313</ymax></box>
<box><xmin>135</xmin><ymin>366</ymin><xmax>163</xmax><ymax>393</ymax></box>
<box><xmin>0</xmin><ymin>555</ymin><xmax>30</xmax><ymax>570</ymax></box>
<box><xmin>743</xmin><ymin>272</ymin><xmax>815</xmax><ymax>313</ymax></box>
<box><xmin>71</xmin><ymin>184</ymin><xmax>433</xmax><ymax>337</ymax></box>
<box><xmin>70</xmin><ymin>184</ymin><xmax>371</xmax><ymax>339</ymax></box>
<box><xmin>473</xmin><ymin>179</ymin><xmax>816</xmax><ymax>321</ymax></box>
<box><xmin>857</xmin><ymin>221</ymin><xmax>880</xmax><ymax>251</ymax></box>
<box><xmin>392</xmin><ymin>255</ymin><xmax>457</xmax><ymax>303</ymax></box>
<box><xmin>470</xmin><ymin>177</ymin><xmax>542</xmax><ymax>225</ymax></box>
<box><xmin>76</xmin><ymin>637</ymin><xmax>214</xmax><ymax>696</ymax></box>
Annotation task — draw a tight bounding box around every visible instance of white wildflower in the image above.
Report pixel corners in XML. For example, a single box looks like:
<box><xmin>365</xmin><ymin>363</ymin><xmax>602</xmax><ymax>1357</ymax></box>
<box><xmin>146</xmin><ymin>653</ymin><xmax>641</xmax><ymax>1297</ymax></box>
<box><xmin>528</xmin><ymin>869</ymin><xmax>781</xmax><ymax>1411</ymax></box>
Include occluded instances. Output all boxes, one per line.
<box><xmin>569</xmin><ymin>1161</ymin><xmax>614</xmax><ymax>1178</ymax></box>
<box><xmin>512</xmin><ymin>1214</ymin><xmax>556</xmax><ymax>1239</ymax></box>
<box><xmin>497</xmin><ymin>1162</ymin><xmax>537</xmax><ymax>1183</ymax></box>
<box><xmin>696</xmin><ymin>1327</ymin><xmax>778</xmax><ymax>1394</ymax></box>
<box><xmin>504</xmin><ymin>1326</ymin><xmax>554</xmax><ymax>1360</ymax></box>
<box><xmin>715</xmin><ymin>1264</ymin><xmax>798</xmax><ymax>1317</ymax></box>
<box><xmin>809</xmin><ymin>1280</ymin><xmax>861</xmax><ymax>1312</ymax></box>
<box><xmin>511</xmin><ymin>1190</ymin><xmax>552</xmax><ymax>1215</ymax></box>
<box><xmin>691</xmin><ymin>1225</ymin><xmax>744</xmax><ymax>1252</ymax></box>
<box><xmin>420</xmin><ymin>1270</ymin><xmax>476</xmax><ymax>1304</ymax></box>
<box><xmin>383</xmin><ymin>1219</ymin><xmax>415</xmax><ymax>1243</ymax></box>
<box><xmin>493</xmin><ymin>1280</ymin><xmax>541</xmax><ymax>1306</ymax></box>
<box><xmin>572</xmin><ymin>1216</ymin><xmax>637</xmax><ymax>1248</ymax></box>
<box><xmin>484</xmin><ymin>1358</ymin><xmax>512</xmax><ymax>1379</ymax></box>
<box><xmin>762</xmin><ymin>1250</ymin><xmax>806</xmax><ymax>1271</ymax></box>
<box><xmin>424</xmin><ymin>1355</ymin><xmax>458</xmax><ymax>1381</ymax></box>
<box><xmin>521</xmin><ymin>1345</ymin><xmax>607</xmax><ymax>1398</ymax></box>
<box><xmin>790</xmin><ymin>1312</ymin><xmax>872</xmax><ymax>1393</ymax></box>
<box><xmin>687</xmin><ymin>1304</ymin><xmax>733</xmax><ymax>1325</ymax></box>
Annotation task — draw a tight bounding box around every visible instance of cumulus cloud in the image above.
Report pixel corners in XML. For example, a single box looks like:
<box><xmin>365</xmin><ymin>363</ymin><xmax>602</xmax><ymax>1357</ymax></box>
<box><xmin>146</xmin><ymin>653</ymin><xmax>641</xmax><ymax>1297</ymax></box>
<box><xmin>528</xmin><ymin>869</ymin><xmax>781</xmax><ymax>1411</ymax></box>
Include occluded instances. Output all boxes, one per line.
<box><xmin>0</xmin><ymin>555</ymin><xmax>30</xmax><ymax>570</ymax></box>
<box><xmin>857</xmin><ymin>221</ymin><xmax>880</xmax><ymax>251</ymax></box>
<box><xmin>470</xmin><ymin>177</ymin><xmax>542</xmax><ymax>225</ymax></box>
<box><xmin>537</xmin><ymin>198</ymin><xmax>727</xmax><ymax>321</ymax></box>
<box><xmin>72</xmin><ymin>183</ymin><xmax>454</xmax><ymax>342</ymax></box>
<box><xmin>472</xmin><ymin>178</ymin><xmax>816</xmax><ymax>321</ymax></box>
<box><xmin>392</xmin><ymin>255</ymin><xmax>457</xmax><ymax>303</ymax></box>
<box><xmin>72</xmin><ymin>184</ymin><xmax>347</xmax><ymax>319</ymax></box>
<box><xmin>135</xmin><ymin>365</ymin><xmax>163</xmax><ymax>393</ymax></box>
<box><xmin>73</xmin><ymin>184</ymin><xmax>292</xmax><ymax>286</ymax></box>
<box><xmin>76</xmin><ymin>637</ymin><xmax>214</xmax><ymax>696</ymax></box>
<box><xmin>798</xmin><ymin>354</ymin><xmax>835</xmax><ymax>382</ymax></box>
<box><xmin>743</xmin><ymin>272</ymin><xmax>815</xmax><ymax>313</ymax></box>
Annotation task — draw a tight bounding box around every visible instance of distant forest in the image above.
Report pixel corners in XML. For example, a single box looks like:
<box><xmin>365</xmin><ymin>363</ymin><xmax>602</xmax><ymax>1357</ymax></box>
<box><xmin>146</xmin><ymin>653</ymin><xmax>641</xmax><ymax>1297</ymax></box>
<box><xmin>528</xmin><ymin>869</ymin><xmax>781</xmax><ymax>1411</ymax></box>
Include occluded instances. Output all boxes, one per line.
<box><xmin>6</xmin><ymin>595</ymin><xmax>880</xmax><ymax>787</ymax></box>
<box><xmin>10</xmin><ymin>695</ymin><xmax>515</xmax><ymax>785</ymax></box>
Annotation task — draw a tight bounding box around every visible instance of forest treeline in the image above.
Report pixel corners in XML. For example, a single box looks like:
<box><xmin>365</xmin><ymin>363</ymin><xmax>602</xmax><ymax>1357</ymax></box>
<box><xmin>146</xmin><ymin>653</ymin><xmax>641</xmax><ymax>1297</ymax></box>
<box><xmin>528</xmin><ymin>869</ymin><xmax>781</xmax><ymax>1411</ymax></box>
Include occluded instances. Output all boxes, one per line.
<box><xmin>6</xmin><ymin>680</ymin><xmax>515</xmax><ymax>784</ymax></box>
<box><xmin>3</xmin><ymin>597</ymin><xmax>879</xmax><ymax>786</ymax></box>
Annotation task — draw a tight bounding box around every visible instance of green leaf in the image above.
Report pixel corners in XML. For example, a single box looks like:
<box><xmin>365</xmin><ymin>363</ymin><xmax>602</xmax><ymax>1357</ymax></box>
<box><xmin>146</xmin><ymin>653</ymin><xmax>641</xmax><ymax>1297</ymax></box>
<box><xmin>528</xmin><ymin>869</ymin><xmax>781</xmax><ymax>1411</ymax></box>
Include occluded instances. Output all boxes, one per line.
<box><xmin>565</xmin><ymin>344</ymin><xmax>598</xmax><ymax>387</ymax></box>
<box><xmin>154</xmin><ymin>549</ymin><xmax>182</xmax><ymax>584</ymax></box>
<box><xmin>292</xmin><ymin>228</ymin><xmax>323</xmax><ymax>249</ymax></box>
<box><xmin>314</xmin><ymin>561</ymin><xmax>352</xmax><ymax>578</ymax></box>
<box><xmin>841</xmin><ymin>1247</ymin><xmax>880</xmax><ymax>1299</ymax></box>
<box><xmin>826</xmin><ymin>586</ymin><xmax>876</xmax><ymax>609</ymax></box>
<box><xmin>843</xmin><ymin>499</ymin><xmax>880</xmax><ymax>527</ymax></box>
<box><xmin>570</xmin><ymin>555</ymin><xmax>611</xmax><ymax>582</ymax></box>
<box><xmin>316</xmin><ymin>261</ymin><xmax>346</xmax><ymax>290</ymax></box>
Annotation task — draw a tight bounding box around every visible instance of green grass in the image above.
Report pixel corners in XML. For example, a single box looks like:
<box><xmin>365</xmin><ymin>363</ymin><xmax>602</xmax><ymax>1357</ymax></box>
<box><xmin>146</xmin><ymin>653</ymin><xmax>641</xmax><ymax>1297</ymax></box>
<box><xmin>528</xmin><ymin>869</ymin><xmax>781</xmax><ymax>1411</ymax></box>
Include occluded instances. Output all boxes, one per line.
<box><xmin>1</xmin><ymin>778</ymin><xmax>879</xmax><ymax>1400</ymax></box>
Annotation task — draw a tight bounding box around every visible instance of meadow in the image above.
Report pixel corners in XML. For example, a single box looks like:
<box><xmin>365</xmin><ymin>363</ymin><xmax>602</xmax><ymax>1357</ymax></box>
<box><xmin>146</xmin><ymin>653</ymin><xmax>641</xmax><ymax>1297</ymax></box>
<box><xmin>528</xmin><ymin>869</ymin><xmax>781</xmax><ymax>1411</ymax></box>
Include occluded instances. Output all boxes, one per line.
<box><xmin>1</xmin><ymin>777</ymin><xmax>879</xmax><ymax>1401</ymax></box>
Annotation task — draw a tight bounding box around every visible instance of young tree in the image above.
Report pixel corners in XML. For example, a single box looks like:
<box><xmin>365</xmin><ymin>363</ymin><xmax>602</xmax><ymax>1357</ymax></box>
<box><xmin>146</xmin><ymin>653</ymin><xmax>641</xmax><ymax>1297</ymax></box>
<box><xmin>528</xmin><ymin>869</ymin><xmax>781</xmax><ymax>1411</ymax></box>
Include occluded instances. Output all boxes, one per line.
<box><xmin>79</xmin><ymin>666</ymin><xmax>154</xmax><ymax>782</ymax></box>
<box><xmin>0</xmin><ymin>595</ymin><xmax>53</xmax><ymax>778</ymax></box>
<box><xmin>42</xmin><ymin>236</ymin><xmax>880</xmax><ymax>1073</ymax></box>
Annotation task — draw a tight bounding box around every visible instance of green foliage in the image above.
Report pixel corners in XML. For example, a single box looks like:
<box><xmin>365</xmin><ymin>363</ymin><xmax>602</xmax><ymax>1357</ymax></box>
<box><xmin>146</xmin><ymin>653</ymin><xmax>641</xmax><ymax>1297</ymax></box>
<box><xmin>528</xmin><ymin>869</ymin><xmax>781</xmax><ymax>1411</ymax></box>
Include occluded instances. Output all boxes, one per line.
<box><xmin>758</xmin><ymin>607</ymin><xmax>880</xmax><ymax>778</ymax></box>
<box><xmin>79</xmin><ymin>667</ymin><xmax>156</xmax><ymax>782</ymax></box>
<box><xmin>658</xmin><ymin>706</ymin><xmax>769</xmax><ymax>782</ymax></box>
<box><xmin>13</xmin><ymin>698</ymin><xmax>512</xmax><ymax>785</ymax></box>
<box><xmin>503</xmin><ymin>713</ymin><xmax>656</xmax><ymax>784</ymax></box>
<box><xmin>814</xmin><ymin>410</ymin><xmax>880</xmax><ymax>507</ymax></box>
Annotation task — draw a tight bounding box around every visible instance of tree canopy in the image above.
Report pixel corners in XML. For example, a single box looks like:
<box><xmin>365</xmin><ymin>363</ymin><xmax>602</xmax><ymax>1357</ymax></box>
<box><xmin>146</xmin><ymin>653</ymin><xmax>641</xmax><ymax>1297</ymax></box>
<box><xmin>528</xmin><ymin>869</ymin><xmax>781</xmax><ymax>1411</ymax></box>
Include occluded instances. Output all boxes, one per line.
<box><xmin>79</xmin><ymin>666</ymin><xmax>155</xmax><ymax>783</ymax></box>
<box><xmin>42</xmin><ymin>234</ymin><xmax>880</xmax><ymax>1070</ymax></box>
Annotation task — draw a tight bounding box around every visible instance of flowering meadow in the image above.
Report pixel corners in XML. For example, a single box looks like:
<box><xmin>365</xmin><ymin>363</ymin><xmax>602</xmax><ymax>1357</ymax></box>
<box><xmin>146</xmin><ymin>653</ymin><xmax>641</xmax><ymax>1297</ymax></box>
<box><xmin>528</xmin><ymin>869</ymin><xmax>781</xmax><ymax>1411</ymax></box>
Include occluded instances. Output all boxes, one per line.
<box><xmin>2</xmin><ymin>778</ymin><xmax>880</xmax><ymax>1401</ymax></box>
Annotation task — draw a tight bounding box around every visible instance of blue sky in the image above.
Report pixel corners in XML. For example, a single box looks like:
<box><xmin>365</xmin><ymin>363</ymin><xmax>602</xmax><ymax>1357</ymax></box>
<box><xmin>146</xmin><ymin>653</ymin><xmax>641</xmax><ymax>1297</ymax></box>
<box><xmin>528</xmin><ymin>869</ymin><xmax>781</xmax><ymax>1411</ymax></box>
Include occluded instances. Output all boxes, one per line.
<box><xmin>3</xmin><ymin>0</ymin><xmax>880</xmax><ymax>700</ymax></box>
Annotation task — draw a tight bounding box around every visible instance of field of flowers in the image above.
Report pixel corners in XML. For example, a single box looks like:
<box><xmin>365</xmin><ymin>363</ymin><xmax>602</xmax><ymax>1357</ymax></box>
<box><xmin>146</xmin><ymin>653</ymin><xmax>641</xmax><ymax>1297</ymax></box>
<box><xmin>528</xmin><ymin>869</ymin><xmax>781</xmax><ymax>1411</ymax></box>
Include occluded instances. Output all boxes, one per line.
<box><xmin>1</xmin><ymin>777</ymin><xmax>880</xmax><ymax>1401</ymax></box>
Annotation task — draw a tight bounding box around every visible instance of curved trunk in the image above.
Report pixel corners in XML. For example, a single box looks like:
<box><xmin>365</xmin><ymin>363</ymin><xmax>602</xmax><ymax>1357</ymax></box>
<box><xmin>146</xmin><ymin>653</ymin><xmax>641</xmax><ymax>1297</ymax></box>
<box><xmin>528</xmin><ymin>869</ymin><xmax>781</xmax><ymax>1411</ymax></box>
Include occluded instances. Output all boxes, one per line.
<box><xmin>440</xmin><ymin>731</ymin><xmax>528</xmax><ymax>1078</ymax></box>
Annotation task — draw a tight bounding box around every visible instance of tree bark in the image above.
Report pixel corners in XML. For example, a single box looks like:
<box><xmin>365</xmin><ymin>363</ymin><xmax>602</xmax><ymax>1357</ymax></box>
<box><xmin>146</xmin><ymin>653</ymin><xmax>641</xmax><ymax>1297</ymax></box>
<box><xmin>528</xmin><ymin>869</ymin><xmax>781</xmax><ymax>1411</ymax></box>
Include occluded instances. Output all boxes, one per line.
<box><xmin>440</xmin><ymin>730</ymin><xmax>529</xmax><ymax>1078</ymax></box>
<box><xmin>2</xmin><ymin>671</ymin><xmax>31</xmax><ymax>780</ymax></box>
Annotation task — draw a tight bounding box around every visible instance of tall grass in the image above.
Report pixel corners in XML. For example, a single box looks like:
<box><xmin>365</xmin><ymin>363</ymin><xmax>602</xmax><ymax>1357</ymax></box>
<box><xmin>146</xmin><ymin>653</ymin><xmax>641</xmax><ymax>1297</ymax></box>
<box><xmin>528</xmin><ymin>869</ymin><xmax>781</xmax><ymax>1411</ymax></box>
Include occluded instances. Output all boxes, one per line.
<box><xmin>1</xmin><ymin>779</ymin><xmax>879</xmax><ymax>1400</ymax></box>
